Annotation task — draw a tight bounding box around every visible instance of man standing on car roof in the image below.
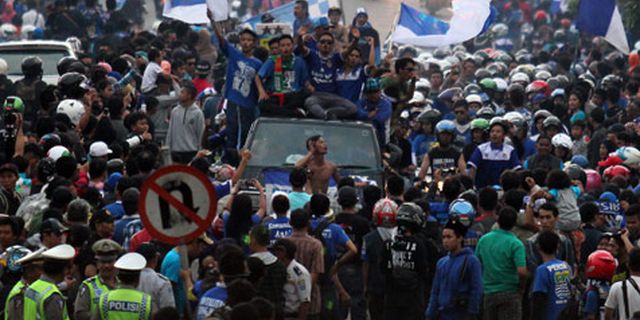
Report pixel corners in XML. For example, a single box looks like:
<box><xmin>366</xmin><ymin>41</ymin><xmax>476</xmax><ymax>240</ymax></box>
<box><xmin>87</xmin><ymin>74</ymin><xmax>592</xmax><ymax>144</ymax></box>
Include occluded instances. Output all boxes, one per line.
<box><xmin>295</xmin><ymin>135</ymin><xmax>341</xmax><ymax>195</ymax></box>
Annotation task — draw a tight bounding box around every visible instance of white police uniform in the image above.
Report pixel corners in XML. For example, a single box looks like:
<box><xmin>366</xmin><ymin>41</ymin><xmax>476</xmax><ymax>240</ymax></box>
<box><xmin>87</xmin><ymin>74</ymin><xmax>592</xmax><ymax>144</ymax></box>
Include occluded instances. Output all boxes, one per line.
<box><xmin>283</xmin><ymin>259</ymin><xmax>312</xmax><ymax>318</ymax></box>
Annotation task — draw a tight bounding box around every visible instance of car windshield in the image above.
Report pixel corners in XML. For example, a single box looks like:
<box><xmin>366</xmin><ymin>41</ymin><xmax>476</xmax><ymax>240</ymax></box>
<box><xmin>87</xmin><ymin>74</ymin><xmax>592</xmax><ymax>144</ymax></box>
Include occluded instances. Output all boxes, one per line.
<box><xmin>0</xmin><ymin>49</ymin><xmax>69</xmax><ymax>76</ymax></box>
<box><xmin>248</xmin><ymin>121</ymin><xmax>380</xmax><ymax>169</ymax></box>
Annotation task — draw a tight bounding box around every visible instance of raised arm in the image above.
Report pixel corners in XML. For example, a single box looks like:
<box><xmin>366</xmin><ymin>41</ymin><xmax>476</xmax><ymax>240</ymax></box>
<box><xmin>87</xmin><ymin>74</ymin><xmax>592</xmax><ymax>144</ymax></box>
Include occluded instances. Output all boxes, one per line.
<box><xmin>340</xmin><ymin>27</ymin><xmax>360</xmax><ymax>61</ymax></box>
<box><xmin>210</xmin><ymin>16</ymin><xmax>226</xmax><ymax>47</ymax></box>
<box><xmin>232</xmin><ymin>149</ymin><xmax>252</xmax><ymax>185</ymax></box>
<box><xmin>296</xmin><ymin>24</ymin><xmax>311</xmax><ymax>57</ymax></box>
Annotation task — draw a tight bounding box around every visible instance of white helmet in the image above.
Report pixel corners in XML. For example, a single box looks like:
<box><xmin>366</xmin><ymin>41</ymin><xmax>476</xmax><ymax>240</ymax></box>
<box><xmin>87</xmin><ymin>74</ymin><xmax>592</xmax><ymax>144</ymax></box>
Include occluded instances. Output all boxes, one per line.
<box><xmin>491</xmin><ymin>23</ymin><xmax>509</xmax><ymax>38</ymax></box>
<box><xmin>66</xmin><ymin>37</ymin><xmax>83</xmax><ymax>53</ymax></box>
<box><xmin>0</xmin><ymin>23</ymin><xmax>17</xmax><ymax>38</ymax></box>
<box><xmin>416</xmin><ymin>78</ymin><xmax>431</xmax><ymax>90</ymax></box>
<box><xmin>409</xmin><ymin>91</ymin><xmax>426</xmax><ymax>104</ymax></box>
<box><xmin>552</xmin><ymin>133</ymin><xmax>573</xmax><ymax>150</ymax></box>
<box><xmin>493</xmin><ymin>78</ymin><xmax>508</xmax><ymax>92</ymax></box>
<box><xmin>56</xmin><ymin>99</ymin><xmax>85</xmax><ymax>127</ymax></box>
<box><xmin>47</xmin><ymin>145</ymin><xmax>72</xmax><ymax>161</ymax></box>
<box><xmin>504</xmin><ymin>111</ymin><xmax>526</xmax><ymax>128</ymax></box>
<box><xmin>510</xmin><ymin>72</ymin><xmax>530</xmax><ymax>84</ymax></box>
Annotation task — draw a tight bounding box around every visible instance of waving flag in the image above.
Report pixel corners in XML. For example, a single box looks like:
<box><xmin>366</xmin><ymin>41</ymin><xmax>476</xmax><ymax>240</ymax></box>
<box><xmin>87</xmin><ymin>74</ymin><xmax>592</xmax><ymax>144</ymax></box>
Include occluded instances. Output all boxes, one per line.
<box><xmin>244</xmin><ymin>0</ymin><xmax>340</xmax><ymax>28</ymax></box>
<box><xmin>576</xmin><ymin>0</ymin><xmax>629</xmax><ymax>54</ymax></box>
<box><xmin>391</xmin><ymin>0</ymin><xmax>494</xmax><ymax>48</ymax></box>
<box><xmin>163</xmin><ymin>0</ymin><xmax>228</xmax><ymax>24</ymax></box>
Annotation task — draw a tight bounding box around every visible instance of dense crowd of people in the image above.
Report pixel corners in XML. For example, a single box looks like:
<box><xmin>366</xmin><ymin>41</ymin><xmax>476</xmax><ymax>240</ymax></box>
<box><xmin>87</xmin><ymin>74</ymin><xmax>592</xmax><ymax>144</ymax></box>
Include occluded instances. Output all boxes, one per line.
<box><xmin>1</xmin><ymin>0</ymin><xmax>640</xmax><ymax>319</ymax></box>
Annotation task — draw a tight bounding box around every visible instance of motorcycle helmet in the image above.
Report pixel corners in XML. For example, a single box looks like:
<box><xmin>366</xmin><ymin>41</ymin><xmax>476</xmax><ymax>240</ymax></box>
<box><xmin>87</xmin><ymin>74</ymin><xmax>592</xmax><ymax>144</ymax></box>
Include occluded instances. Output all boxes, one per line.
<box><xmin>56</xmin><ymin>99</ymin><xmax>85</xmax><ymax>128</ymax></box>
<box><xmin>372</xmin><ymin>198</ymin><xmax>399</xmax><ymax>228</ymax></box>
<box><xmin>449</xmin><ymin>199</ymin><xmax>476</xmax><ymax>227</ymax></box>
<box><xmin>396</xmin><ymin>202</ymin><xmax>425</xmax><ymax>231</ymax></box>
<box><xmin>470</xmin><ymin>118</ymin><xmax>490</xmax><ymax>131</ymax></box>
<box><xmin>585</xmin><ymin>250</ymin><xmax>616</xmax><ymax>281</ymax></box>
<box><xmin>435</xmin><ymin>120</ymin><xmax>456</xmax><ymax>134</ymax></box>
<box><xmin>551</xmin><ymin>133</ymin><xmax>573</xmax><ymax>150</ymax></box>
<box><xmin>21</xmin><ymin>56</ymin><xmax>43</xmax><ymax>77</ymax></box>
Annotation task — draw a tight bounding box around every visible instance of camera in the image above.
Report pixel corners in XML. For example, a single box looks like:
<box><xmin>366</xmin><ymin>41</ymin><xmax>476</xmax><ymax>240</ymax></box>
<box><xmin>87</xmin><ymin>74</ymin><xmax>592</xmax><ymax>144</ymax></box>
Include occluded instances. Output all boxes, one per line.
<box><xmin>4</xmin><ymin>97</ymin><xmax>18</xmax><ymax>126</ymax></box>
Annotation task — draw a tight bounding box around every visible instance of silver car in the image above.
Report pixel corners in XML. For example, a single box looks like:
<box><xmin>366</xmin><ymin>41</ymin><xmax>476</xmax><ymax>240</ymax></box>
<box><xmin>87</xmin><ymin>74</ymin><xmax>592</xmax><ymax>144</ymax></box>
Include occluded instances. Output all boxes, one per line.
<box><xmin>0</xmin><ymin>40</ymin><xmax>76</xmax><ymax>84</ymax></box>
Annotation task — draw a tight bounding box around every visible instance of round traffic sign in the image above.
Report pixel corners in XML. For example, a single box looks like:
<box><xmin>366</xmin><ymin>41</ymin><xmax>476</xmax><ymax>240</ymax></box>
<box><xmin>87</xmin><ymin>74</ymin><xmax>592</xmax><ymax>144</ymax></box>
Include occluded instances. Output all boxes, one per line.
<box><xmin>139</xmin><ymin>165</ymin><xmax>217</xmax><ymax>245</ymax></box>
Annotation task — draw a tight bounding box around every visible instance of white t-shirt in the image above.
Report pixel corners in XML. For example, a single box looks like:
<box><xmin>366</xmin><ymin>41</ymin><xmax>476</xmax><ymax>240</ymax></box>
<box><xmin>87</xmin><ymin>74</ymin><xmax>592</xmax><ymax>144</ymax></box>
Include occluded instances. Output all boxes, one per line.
<box><xmin>605</xmin><ymin>275</ymin><xmax>640</xmax><ymax>320</ymax></box>
<box><xmin>283</xmin><ymin>259</ymin><xmax>311</xmax><ymax>314</ymax></box>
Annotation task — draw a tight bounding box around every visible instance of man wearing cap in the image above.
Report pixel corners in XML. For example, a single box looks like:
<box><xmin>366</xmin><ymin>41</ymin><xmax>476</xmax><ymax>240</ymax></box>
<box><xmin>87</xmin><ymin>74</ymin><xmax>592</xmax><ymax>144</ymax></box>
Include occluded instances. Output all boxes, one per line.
<box><xmin>210</xmin><ymin>14</ymin><xmax>261</xmax><ymax>154</ymax></box>
<box><xmin>192</xmin><ymin>60</ymin><xmax>213</xmax><ymax>96</ymax></box>
<box><xmin>39</xmin><ymin>218</ymin><xmax>67</xmax><ymax>249</ymax></box>
<box><xmin>0</xmin><ymin>163</ymin><xmax>23</xmax><ymax>216</ymax></box>
<box><xmin>78</xmin><ymin>209</ymin><xmax>115</xmax><ymax>278</ymax></box>
<box><xmin>357</xmin><ymin>78</ymin><xmax>392</xmax><ymax>148</ymax></box>
<box><xmin>351</xmin><ymin>7</ymin><xmax>381</xmax><ymax>65</ymax></box>
<box><xmin>98</xmin><ymin>252</ymin><xmax>155</xmax><ymax>319</ymax></box>
<box><xmin>24</xmin><ymin>244</ymin><xmax>75</xmax><ymax>320</ymax></box>
<box><xmin>74</xmin><ymin>239</ymin><xmax>121</xmax><ymax>320</ymax></box>
<box><xmin>467</xmin><ymin>119</ymin><xmax>521</xmax><ymax>188</ymax></box>
<box><xmin>88</xmin><ymin>141</ymin><xmax>112</xmax><ymax>161</ymax></box>
<box><xmin>5</xmin><ymin>247</ymin><xmax>44</xmax><ymax>320</ymax></box>
<box><xmin>136</xmin><ymin>243</ymin><xmax>175</xmax><ymax>309</ymax></box>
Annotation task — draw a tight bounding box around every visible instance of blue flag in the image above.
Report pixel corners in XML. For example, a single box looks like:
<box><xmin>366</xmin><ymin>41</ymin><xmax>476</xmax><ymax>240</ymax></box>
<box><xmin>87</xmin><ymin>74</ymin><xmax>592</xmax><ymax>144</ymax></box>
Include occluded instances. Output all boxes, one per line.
<box><xmin>244</xmin><ymin>0</ymin><xmax>339</xmax><ymax>28</ymax></box>
<box><xmin>576</xmin><ymin>0</ymin><xmax>629</xmax><ymax>53</ymax></box>
<box><xmin>391</xmin><ymin>1</ymin><xmax>494</xmax><ymax>48</ymax></box>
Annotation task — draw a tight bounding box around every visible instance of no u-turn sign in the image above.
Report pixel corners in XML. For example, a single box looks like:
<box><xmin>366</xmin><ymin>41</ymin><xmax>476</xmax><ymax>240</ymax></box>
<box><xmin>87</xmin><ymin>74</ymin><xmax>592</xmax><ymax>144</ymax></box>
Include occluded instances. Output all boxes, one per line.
<box><xmin>139</xmin><ymin>165</ymin><xmax>217</xmax><ymax>245</ymax></box>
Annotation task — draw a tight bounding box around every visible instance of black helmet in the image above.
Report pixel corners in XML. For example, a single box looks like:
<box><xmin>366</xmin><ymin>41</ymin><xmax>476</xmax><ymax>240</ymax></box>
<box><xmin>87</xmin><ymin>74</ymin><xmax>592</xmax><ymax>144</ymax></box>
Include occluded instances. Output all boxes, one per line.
<box><xmin>474</xmin><ymin>68</ymin><xmax>491</xmax><ymax>81</ymax></box>
<box><xmin>57</xmin><ymin>72</ymin><xmax>88</xmax><ymax>99</ymax></box>
<box><xmin>565</xmin><ymin>164</ymin><xmax>587</xmax><ymax>188</ymax></box>
<box><xmin>396</xmin><ymin>202</ymin><xmax>425</xmax><ymax>230</ymax></box>
<box><xmin>507</xmin><ymin>83</ymin><xmax>525</xmax><ymax>95</ymax></box>
<box><xmin>21</xmin><ymin>56</ymin><xmax>43</xmax><ymax>77</ymax></box>
<box><xmin>57</xmin><ymin>56</ymin><xmax>78</xmax><ymax>76</ymax></box>
<box><xmin>67</xmin><ymin>61</ymin><xmax>87</xmax><ymax>75</ymax></box>
<box><xmin>417</xmin><ymin>109</ymin><xmax>442</xmax><ymax>124</ymax></box>
<box><xmin>463</xmin><ymin>83</ymin><xmax>482</xmax><ymax>97</ymax></box>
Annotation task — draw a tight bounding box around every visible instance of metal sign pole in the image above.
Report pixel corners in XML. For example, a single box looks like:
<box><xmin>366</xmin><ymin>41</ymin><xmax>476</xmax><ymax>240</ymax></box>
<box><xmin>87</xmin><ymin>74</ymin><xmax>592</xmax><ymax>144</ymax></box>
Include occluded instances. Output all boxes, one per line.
<box><xmin>179</xmin><ymin>244</ymin><xmax>193</xmax><ymax>319</ymax></box>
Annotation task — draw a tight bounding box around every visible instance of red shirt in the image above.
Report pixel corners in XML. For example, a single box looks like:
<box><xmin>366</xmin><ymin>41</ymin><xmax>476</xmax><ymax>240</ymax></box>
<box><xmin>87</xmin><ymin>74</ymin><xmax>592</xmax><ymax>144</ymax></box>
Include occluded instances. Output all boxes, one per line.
<box><xmin>192</xmin><ymin>78</ymin><xmax>213</xmax><ymax>95</ymax></box>
<box><xmin>129</xmin><ymin>228</ymin><xmax>152</xmax><ymax>252</ymax></box>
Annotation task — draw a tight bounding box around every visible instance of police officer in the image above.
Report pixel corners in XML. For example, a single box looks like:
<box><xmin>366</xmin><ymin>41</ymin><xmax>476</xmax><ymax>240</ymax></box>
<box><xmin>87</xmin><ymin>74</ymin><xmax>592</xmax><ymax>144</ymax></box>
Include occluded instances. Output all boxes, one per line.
<box><xmin>74</xmin><ymin>239</ymin><xmax>121</xmax><ymax>320</ymax></box>
<box><xmin>98</xmin><ymin>252</ymin><xmax>155</xmax><ymax>319</ymax></box>
<box><xmin>135</xmin><ymin>243</ymin><xmax>175</xmax><ymax>309</ymax></box>
<box><xmin>4</xmin><ymin>247</ymin><xmax>44</xmax><ymax>320</ymax></box>
<box><xmin>24</xmin><ymin>244</ymin><xmax>75</xmax><ymax>320</ymax></box>
<box><xmin>381</xmin><ymin>202</ymin><xmax>429</xmax><ymax>320</ymax></box>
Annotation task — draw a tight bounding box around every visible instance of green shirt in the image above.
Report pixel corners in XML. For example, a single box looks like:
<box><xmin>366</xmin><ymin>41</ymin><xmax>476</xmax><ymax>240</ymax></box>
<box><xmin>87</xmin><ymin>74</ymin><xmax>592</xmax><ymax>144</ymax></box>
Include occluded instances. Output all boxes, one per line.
<box><xmin>475</xmin><ymin>229</ymin><xmax>526</xmax><ymax>294</ymax></box>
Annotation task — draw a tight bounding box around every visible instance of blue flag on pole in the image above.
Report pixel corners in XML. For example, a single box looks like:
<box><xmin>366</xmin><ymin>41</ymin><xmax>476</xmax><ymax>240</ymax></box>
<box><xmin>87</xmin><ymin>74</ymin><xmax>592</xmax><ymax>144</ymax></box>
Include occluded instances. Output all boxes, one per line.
<box><xmin>244</xmin><ymin>0</ymin><xmax>339</xmax><ymax>28</ymax></box>
<box><xmin>575</xmin><ymin>0</ymin><xmax>629</xmax><ymax>53</ymax></box>
<box><xmin>391</xmin><ymin>1</ymin><xmax>494</xmax><ymax>48</ymax></box>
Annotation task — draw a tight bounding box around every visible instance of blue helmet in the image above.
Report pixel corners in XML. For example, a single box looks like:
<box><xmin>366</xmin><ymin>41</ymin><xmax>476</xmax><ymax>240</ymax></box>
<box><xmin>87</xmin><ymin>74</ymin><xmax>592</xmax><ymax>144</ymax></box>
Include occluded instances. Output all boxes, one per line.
<box><xmin>449</xmin><ymin>199</ymin><xmax>476</xmax><ymax>227</ymax></box>
<box><xmin>435</xmin><ymin>120</ymin><xmax>456</xmax><ymax>134</ymax></box>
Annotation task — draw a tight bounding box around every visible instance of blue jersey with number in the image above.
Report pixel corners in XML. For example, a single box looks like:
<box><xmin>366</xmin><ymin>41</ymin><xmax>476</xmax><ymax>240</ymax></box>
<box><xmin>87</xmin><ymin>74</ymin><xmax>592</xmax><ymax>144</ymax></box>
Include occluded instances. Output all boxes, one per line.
<box><xmin>264</xmin><ymin>216</ymin><xmax>292</xmax><ymax>245</ymax></box>
<box><xmin>222</xmin><ymin>44</ymin><xmax>262</xmax><ymax>109</ymax></box>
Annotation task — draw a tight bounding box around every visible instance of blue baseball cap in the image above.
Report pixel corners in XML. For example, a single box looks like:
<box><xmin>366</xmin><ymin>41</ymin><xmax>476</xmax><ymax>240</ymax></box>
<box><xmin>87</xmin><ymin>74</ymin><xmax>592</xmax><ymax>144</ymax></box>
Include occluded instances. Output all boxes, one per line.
<box><xmin>313</xmin><ymin>17</ymin><xmax>329</xmax><ymax>29</ymax></box>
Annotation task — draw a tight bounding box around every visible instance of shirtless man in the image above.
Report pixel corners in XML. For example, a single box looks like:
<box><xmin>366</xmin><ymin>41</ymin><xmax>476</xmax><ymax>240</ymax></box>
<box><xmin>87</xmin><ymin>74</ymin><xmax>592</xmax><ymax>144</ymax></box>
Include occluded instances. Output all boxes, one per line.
<box><xmin>295</xmin><ymin>135</ymin><xmax>341</xmax><ymax>194</ymax></box>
